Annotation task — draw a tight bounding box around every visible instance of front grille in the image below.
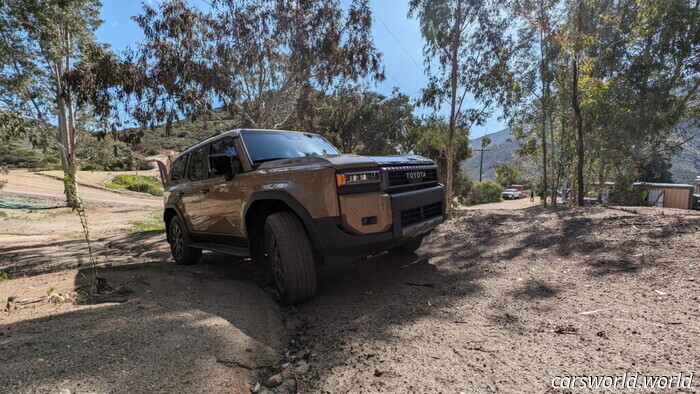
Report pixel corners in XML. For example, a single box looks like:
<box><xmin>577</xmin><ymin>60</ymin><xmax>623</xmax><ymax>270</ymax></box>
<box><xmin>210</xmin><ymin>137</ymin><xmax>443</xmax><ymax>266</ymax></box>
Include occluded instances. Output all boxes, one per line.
<box><xmin>384</xmin><ymin>165</ymin><xmax>438</xmax><ymax>191</ymax></box>
<box><xmin>400</xmin><ymin>201</ymin><xmax>443</xmax><ymax>227</ymax></box>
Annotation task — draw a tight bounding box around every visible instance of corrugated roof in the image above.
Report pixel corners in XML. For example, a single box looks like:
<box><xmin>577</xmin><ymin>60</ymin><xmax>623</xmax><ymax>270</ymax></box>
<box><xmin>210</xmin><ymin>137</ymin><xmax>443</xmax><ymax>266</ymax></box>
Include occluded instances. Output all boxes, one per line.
<box><xmin>632</xmin><ymin>182</ymin><xmax>694</xmax><ymax>189</ymax></box>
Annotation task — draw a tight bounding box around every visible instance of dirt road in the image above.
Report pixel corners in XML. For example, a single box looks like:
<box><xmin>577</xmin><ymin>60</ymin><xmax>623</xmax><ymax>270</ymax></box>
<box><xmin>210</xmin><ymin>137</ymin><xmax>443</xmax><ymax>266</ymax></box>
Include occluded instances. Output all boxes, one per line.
<box><xmin>2</xmin><ymin>198</ymin><xmax>699</xmax><ymax>392</ymax></box>
<box><xmin>463</xmin><ymin>196</ymin><xmax>539</xmax><ymax>210</ymax></box>
<box><xmin>0</xmin><ymin>170</ymin><xmax>161</xmax><ymax>207</ymax></box>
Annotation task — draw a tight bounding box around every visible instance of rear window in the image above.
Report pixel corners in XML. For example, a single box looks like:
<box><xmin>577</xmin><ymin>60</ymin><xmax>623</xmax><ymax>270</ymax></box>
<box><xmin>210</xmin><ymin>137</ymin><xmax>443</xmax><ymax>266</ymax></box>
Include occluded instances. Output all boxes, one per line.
<box><xmin>171</xmin><ymin>154</ymin><xmax>188</xmax><ymax>181</ymax></box>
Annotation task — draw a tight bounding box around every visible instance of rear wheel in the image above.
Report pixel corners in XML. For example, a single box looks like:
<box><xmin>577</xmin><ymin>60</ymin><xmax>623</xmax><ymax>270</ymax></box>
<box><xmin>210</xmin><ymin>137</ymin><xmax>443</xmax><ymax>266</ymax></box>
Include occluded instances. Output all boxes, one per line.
<box><xmin>264</xmin><ymin>212</ymin><xmax>317</xmax><ymax>304</ymax></box>
<box><xmin>391</xmin><ymin>236</ymin><xmax>424</xmax><ymax>255</ymax></box>
<box><xmin>169</xmin><ymin>216</ymin><xmax>202</xmax><ymax>265</ymax></box>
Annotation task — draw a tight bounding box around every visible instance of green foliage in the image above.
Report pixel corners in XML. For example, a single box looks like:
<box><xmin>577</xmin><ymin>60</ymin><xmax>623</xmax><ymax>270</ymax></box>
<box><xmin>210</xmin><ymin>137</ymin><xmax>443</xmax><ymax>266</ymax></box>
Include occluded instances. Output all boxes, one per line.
<box><xmin>126</xmin><ymin>214</ymin><xmax>166</xmax><ymax>233</ymax></box>
<box><xmin>637</xmin><ymin>152</ymin><xmax>674</xmax><ymax>183</ymax></box>
<box><xmin>106</xmin><ymin>174</ymin><xmax>163</xmax><ymax>196</ymax></box>
<box><xmin>77</xmin><ymin>133</ymin><xmax>154</xmax><ymax>171</ymax></box>
<box><xmin>507</xmin><ymin>0</ymin><xmax>699</xmax><ymax>206</ymax></box>
<box><xmin>609</xmin><ymin>175</ymin><xmax>650</xmax><ymax>207</ymax></box>
<box><xmin>452</xmin><ymin>170</ymin><xmax>475</xmax><ymax>204</ymax></box>
<box><xmin>0</xmin><ymin>139</ymin><xmax>61</xmax><ymax>169</ymax></box>
<box><xmin>473</xmin><ymin>179</ymin><xmax>503</xmax><ymax>204</ymax></box>
<box><xmin>0</xmin><ymin>271</ymin><xmax>7</xmax><ymax>282</ymax></box>
<box><xmin>406</xmin><ymin>114</ymin><xmax>472</xmax><ymax>203</ymax></box>
<box><xmin>409</xmin><ymin>0</ymin><xmax>519</xmax><ymax>206</ymax></box>
<box><xmin>494</xmin><ymin>162</ymin><xmax>524</xmax><ymax>188</ymax></box>
<box><xmin>293</xmin><ymin>87</ymin><xmax>415</xmax><ymax>155</ymax></box>
<box><xmin>111</xmin><ymin>0</ymin><xmax>384</xmax><ymax>134</ymax></box>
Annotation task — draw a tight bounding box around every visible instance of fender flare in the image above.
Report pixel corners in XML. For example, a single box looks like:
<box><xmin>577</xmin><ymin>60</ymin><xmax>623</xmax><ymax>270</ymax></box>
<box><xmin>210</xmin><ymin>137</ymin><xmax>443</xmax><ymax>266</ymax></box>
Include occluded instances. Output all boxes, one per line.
<box><xmin>244</xmin><ymin>190</ymin><xmax>325</xmax><ymax>251</ymax></box>
<box><xmin>163</xmin><ymin>203</ymin><xmax>188</xmax><ymax>242</ymax></box>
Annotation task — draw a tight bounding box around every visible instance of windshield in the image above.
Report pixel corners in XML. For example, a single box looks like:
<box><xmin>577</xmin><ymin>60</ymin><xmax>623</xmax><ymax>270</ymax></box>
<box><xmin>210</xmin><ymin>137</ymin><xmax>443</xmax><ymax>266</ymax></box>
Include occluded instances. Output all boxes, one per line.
<box><xmin>240</xmin><ymin>130</ymin><xmax>340</xmax><ymax>163</ymax></box>
<box><xmin>504</xmin><ymin>189</ymin><xmax>516</xmax><ymax>192</ymax></box>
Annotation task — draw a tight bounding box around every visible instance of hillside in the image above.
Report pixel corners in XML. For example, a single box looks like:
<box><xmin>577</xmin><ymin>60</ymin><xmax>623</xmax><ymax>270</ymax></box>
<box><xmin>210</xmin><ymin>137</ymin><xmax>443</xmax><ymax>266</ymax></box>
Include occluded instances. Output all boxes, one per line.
<box><xmin>462</xmin><ymin>127</ymin><xmax>700</xmax><ymax>184</ymax></box>
<box><xmin>462</xmin><ymin>128</ymin><xmax>536</xmax><ymax>180</ymax></box>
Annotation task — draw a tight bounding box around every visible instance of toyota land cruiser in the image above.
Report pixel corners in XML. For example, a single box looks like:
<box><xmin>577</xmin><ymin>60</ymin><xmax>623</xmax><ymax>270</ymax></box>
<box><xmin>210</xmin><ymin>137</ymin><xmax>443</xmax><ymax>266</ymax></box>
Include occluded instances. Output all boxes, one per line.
<box><xmin>161</xmin><ymin>129</ymin><xmax>446</xmax><ymax>303</ymax></box>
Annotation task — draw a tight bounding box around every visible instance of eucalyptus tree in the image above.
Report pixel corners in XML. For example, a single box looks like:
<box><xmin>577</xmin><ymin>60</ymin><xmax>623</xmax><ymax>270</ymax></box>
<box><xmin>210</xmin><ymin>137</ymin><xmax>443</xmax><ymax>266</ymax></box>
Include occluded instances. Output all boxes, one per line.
<box><xmin>555</xmin><ymin>0</ymin><xmax>699</xmax><ymax>205</ymax></box>
<box><xmin>409</xmin><ymin>0</ymin><xmax>519</xmax><ymax>208</ymax></box>
<box><xmin>125</xmin><ymin>0</ymin><xmax>384</xmax><ymax>134</ymax></box>
<box><xmin>0</xmin><ymin>0</ymin><xmax>103</xmax><ymax>207</ymax></box>
<box><xmin>510</xmin><ymin>0</ymin><xmax>561</xmax><ymax>206</ymax></box>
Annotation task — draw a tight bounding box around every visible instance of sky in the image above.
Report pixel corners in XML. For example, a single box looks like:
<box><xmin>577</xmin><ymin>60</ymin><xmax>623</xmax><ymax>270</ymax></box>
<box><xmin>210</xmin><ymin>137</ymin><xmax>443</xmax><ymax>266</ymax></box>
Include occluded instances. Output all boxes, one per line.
<box><xmin>96</xmin><ymin>0</ymin><xmax>505</xmax><ymax>139</ymax></box>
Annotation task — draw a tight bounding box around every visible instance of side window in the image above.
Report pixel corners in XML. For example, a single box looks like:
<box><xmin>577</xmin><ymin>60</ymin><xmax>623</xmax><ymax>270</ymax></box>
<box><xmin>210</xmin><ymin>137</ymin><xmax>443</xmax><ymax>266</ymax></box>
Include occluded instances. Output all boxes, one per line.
<box><xmin>210</xmin><ymin>137</ymin><xmax>238</xmax><ymax>156</ymax></box>
<box><xmin>208</xmin><ymin>137</ymin><xmax>239</xmax><ymax>179</ymax></box>
<box><xmin>188</xmin><ymin>147</ymin><xmax>206</xmax><ymax>181</ymax></box>
<box><xmin>171</xmin><ymin>154</ymin><xmax>188</xmax><ymax>181</ymax></box>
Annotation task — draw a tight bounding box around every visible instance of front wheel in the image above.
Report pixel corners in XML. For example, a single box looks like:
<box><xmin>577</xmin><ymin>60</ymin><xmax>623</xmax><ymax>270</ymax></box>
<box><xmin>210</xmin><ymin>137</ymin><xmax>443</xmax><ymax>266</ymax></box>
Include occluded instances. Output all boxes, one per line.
<box><xmin>264</xmin><ymin>212</ymin><xmax>317</xmax><ymax>304</ymax></box>
<box><xmin>169</xmin><ymin>216</ymin><xmax>202</xmax><ymax>265</ymax></box>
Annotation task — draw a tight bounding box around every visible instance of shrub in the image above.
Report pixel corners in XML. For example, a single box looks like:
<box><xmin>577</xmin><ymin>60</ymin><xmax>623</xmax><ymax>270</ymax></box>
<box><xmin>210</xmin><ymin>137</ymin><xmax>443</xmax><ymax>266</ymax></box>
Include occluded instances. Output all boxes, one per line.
<box><xmin>453</xmin><ymin>170</ymin><xmax>475</xmax><ymax>205</ymax></box>
<box><xmin>107</xmin><ymin>174</ymin><xmax>163</xmax><ymax>196</ymax></box>
<box><xmin>473</xmin><ymin>179</ymin><xmax>503</xmax><ymax>204</ymax></box>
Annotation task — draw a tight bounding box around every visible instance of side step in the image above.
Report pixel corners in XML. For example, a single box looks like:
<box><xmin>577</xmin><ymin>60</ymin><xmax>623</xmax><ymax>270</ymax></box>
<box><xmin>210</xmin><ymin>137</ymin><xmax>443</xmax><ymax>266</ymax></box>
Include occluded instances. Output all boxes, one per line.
<box><xmin>189</xmin><ymin>242</ymin><xmax>250</xmax><ymax>257</ymax></box>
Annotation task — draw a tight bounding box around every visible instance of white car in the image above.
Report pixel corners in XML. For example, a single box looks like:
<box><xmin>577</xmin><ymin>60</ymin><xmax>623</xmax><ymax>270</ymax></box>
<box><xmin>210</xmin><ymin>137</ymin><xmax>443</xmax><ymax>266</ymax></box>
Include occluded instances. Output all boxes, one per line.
<box><xmin>501</xmin><ymin>188</ymin><xmax>521</xmax><ymax>200</ymax></box>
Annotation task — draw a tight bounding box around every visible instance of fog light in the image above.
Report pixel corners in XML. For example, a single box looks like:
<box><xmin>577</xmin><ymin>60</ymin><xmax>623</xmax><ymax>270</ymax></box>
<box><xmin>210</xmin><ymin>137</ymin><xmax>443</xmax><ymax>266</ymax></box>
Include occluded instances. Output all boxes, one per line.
<box><xmin>361</xmin><ymin>216</ymin><xmax>377</xmax><ymax>225</ymax></box>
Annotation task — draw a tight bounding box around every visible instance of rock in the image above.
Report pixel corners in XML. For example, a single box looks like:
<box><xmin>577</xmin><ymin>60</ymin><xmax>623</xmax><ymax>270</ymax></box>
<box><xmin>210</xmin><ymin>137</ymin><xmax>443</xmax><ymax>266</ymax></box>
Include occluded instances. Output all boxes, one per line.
<box><xmin>295</xmin><ymin>360</ymin><xmax>309</xmax><ymax>375</ymax></box>
<box><xmin>252</xmin><ymin>382</ymin><xmax>261</xmax><ymax>393</ymax></box>
<box><xmin>264</xmin><ymin>369</ymin><xmax>291</xmax><ymax>388</ymax></box>
<box><xmin>49</xmin><ymin>294</ymin><xmax>65</xmax><ymax>303</ymax></box>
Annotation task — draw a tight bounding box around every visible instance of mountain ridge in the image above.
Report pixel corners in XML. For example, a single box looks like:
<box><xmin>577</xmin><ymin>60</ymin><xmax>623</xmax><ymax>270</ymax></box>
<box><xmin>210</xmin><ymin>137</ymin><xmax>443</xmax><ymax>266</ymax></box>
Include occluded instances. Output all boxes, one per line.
<box><xmin>462</xmin><ymin>127</ymin><xmax>700</xmax><ymax>184</ymax></box>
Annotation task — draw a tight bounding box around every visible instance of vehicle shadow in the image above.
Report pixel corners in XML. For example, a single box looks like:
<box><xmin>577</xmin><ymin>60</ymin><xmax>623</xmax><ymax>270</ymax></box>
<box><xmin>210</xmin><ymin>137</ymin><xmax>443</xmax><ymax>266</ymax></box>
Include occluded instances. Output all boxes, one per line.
<box><xmin>0</xmin><ymin>256</ymin><xmax>286</xmax><ymax>393</ymax></box>
<box><xmin>5</xmin><ymin>206</ymin><xmax>697</xmax><ymax>392</ymax></box>
<box><xmin>0</xmin><ymin>230</ymin><xmax>170</xmax><ymax>279</ymax></box>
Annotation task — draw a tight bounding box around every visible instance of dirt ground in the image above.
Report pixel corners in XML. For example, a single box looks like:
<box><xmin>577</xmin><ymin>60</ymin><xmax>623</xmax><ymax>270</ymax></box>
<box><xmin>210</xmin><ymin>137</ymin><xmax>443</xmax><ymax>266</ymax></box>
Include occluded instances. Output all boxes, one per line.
<box><xmin>1</xmin><ymin>175</ymin><xmax>699</xmax><ymax>393</ymax></box>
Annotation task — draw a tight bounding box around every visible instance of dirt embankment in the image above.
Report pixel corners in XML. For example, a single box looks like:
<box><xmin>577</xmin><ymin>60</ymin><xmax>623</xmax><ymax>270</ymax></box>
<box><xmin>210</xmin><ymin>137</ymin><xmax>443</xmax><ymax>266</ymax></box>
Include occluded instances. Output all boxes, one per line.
<box><xmin>1</xmin><ymin>201</ymin><xmax>699</xmax><ymax>393</ymax></box>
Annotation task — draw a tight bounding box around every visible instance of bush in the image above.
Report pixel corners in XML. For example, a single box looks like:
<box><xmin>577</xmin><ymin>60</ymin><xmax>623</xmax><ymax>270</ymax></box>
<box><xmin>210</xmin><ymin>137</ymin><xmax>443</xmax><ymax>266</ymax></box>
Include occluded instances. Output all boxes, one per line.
<box><xmin>453</xmin><ymin>170</ymin><xmax>475</xmax><ymax>205</ymax></box>
<box><xmin>0</xmin><ymin>140</ymin><xmax>61</xmax><ymax>170</ymax></box>
<box><xmin>106</xmin><ymin>174</ymin><xmax>163</xmax><ymax>196</ymax></box>
<box><xmin>473</xmin><ymin>179</ymin><xmax>503</xmax><ymax>204</ymax></box>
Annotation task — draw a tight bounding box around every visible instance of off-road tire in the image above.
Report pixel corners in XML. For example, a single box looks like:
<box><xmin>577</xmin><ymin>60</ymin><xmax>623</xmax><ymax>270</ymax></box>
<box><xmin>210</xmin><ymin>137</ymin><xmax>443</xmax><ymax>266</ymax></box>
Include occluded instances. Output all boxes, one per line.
<box><xmin>169</xmin><ymin>215</ymin><xmax>202</xmax><ymax>265</ymax></box>
<box><xmin>391</xmin><ymin>236</ymin><xmax>424</xmax><ymax>255</ymax></box>
<box><xmin>264</xmin><ymin>212</ymin><xmax>316</xmax><ymax>304</ymax></box>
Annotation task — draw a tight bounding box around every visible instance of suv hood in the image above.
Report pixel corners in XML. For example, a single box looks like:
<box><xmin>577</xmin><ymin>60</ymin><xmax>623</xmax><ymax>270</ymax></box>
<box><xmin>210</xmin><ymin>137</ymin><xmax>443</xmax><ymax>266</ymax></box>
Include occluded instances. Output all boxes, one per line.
<box><xmin>257</xmin><ymin>154</ymin><xmax>435</xmax><ymax>170</ymax></box>
<box><xmin>320</xmin><ymin>154</ymin><xmax>434</xmax><ymax>169</ymax></box>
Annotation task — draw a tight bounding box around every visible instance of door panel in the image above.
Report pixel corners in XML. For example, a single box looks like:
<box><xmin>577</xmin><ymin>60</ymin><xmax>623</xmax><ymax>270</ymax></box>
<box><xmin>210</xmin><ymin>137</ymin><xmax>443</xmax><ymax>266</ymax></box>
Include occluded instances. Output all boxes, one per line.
<box><xmin>199</xmin><ymin>137</ymin><xmax>247</xmax><ymax>237</ymax></box>
<box><xmin>181</xmin><ymin>146</ymin><xmax>208</xmax><ymax>232</ymax></box>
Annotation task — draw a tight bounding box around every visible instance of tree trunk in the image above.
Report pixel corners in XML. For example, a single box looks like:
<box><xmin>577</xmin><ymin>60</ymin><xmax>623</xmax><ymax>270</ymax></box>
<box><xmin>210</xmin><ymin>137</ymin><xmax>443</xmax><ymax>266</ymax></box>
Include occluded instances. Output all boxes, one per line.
<box><xmin>445</xmin><ymin>144</ymin><xmax>455</xmax><ymax>208</ymax></box>
<box><xmin>445</xmin><ymin>0</ymin><xmax>463</xmax><ymax>210</ymax></box>
<box><xmin>549</xmin><ymin>105</ymin><xmax>557</xmax><ymax>208</ymax></box>
<box><xmin>572</xmin><ymin>57</ymin><xmax>584</xmax><ymax>207</ymax></box>
<box><xmin>54</xmin><ymin>30</ymin><xmax>80</xmax><ymax>208</ymax></box>
<box><xmin>538</xmin><ymin>0</ymin><xmax>548</xmax><ymax>207</ymax></box>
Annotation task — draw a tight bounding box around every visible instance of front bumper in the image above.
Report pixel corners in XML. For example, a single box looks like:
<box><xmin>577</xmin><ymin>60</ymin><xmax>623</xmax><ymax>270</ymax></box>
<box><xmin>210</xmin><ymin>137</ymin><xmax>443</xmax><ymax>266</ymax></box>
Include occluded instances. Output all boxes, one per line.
<box><xmin>313</xmin><ymin>185</ymin><xmax>446</xmax><ymax>271</ymax></box>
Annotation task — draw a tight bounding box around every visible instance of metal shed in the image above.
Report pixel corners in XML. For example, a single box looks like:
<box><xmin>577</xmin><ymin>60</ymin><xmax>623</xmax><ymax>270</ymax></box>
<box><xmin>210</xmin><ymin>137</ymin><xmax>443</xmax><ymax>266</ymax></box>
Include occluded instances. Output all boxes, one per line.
<box><xmin>632</xmin><ymin>182</ymin><xmax>694</xmax><ymax>210</ymax></box>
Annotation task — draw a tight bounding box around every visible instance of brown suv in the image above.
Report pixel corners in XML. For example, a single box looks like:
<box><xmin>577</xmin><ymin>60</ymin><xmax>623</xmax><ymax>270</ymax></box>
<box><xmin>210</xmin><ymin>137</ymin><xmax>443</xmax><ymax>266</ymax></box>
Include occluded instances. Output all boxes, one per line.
<box><xmin>162</xmin><ymin>129</ymin><xmax>445</xmax><ymax>303</ymax></box>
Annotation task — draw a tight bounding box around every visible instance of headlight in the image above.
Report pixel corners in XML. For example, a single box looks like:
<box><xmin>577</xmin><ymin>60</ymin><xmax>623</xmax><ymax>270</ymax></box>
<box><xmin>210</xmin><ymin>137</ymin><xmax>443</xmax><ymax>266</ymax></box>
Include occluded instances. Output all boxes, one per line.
<box><xmin>336</xmin><ymin>170</ymin><xmax>380</xmax><ymax>186</ymax></box>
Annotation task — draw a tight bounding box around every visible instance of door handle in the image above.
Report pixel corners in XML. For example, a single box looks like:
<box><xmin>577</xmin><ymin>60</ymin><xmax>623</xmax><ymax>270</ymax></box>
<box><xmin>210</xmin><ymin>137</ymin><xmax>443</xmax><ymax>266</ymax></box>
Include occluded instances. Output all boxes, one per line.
<box><xmin>200</xmin><ymin>188</ymin><xmax>210</xmax><ymax>194</ymax></box>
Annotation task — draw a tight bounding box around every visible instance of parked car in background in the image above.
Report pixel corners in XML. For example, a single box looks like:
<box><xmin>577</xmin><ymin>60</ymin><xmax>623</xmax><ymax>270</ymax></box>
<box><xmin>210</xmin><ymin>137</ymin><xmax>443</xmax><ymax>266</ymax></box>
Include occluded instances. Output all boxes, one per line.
<box><xmin>501</xmin><ymin>188</ymin><xmax>522</xmax><ymax>200</ymax></box>
<box><xmin>508</xmin><ymin>185</ymin><xmax>526</xmax><ymax>198</ymax></box>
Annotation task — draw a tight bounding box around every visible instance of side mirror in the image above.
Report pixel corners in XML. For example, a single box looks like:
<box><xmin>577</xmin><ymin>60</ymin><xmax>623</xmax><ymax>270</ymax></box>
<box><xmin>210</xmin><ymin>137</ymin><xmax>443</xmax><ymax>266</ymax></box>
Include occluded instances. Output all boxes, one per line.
<box><xmin>208</xmin><ymin>154</ymin><xmax>240</xmax><ymax>180</ymax></box>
